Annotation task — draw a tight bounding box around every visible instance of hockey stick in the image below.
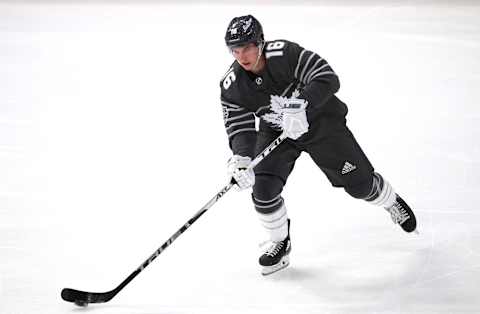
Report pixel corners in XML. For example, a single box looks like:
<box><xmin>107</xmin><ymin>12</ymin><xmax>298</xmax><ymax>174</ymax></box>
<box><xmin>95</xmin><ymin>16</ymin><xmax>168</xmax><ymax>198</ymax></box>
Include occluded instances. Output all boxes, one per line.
<box><xmin>61</xmin><ymin>132</ymin><xmax>288</xmax><ymax>307</ymax></box>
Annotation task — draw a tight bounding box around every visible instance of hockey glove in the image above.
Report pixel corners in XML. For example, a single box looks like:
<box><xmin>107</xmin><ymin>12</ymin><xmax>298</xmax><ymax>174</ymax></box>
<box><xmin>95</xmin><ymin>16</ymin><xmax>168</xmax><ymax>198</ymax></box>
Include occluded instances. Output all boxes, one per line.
<box><xmin>227</xmin><ymin>155</ymin><xmax>255</xmax><ymax>190</ymax></box>
<box><xmin>270</xmin><ymin>95</ymin><xmax>309</xmax><ymax>140</ymax></box>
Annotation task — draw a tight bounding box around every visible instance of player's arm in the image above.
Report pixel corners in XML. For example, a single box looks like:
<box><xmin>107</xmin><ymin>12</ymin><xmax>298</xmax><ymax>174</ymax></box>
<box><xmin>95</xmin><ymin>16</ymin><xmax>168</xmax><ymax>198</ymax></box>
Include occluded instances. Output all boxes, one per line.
<box><xmin>289</xmin><ymin>42</ymin><xmax>340</xmax><ymax>109</ymax></box>
<box><xmin>220</xmin><ymin>96</ymin><xmax>257</xmax><ymax>190</ymax></box>
<box><xmin>220</xmin><ymin>96</ymin><xmax>257</xmax><ymax>159</ymax></box>
<box><xmin>219</xmin><ymin>66</ymin><xmax>257</xmax><ymax>190</ymax></box>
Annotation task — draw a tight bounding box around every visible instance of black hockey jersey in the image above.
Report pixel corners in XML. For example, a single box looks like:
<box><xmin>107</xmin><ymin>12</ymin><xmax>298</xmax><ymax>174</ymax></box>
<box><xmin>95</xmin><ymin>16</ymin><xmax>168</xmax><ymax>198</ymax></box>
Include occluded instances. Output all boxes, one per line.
<box><xmin>220</xmin><ymin>39</ymin><xmax>348</xmax><ymax>158</ymax></box>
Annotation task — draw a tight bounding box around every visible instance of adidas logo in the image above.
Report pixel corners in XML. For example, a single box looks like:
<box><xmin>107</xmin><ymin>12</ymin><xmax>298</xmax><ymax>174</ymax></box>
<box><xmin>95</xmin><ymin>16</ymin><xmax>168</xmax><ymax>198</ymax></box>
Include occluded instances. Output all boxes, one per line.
<box><xmin>341</xmin><ymin>161</ymin><xmax>357</xmax><ymax>175</ymax></box>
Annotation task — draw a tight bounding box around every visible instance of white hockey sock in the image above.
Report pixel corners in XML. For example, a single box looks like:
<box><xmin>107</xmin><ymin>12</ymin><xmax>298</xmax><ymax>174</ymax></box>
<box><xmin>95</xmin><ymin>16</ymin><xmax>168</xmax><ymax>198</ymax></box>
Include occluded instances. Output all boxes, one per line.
<box><xmin>257</xmin><ymin>203</ymin><xmax>288</xmax><ymax>242</ymax></box>
<box><xmin>367</xmin><ymin>175</ymin><xmax>397</xmax><ymax>209</ymax></box>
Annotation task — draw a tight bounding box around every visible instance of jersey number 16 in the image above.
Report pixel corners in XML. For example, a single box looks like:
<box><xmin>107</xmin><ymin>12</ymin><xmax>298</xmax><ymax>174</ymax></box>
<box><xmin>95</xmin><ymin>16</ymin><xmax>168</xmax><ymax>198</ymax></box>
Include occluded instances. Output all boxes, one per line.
<box><xmin>265</xmin><ymin>41</ymin><xmax>285</xmax><ymax>59</ymax></box>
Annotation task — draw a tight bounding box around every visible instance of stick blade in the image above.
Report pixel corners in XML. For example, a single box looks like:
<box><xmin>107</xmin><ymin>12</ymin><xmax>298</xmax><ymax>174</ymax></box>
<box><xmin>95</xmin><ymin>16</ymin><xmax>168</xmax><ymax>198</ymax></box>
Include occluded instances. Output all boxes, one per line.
<box><xmin>61</xmin><ymin>288</ymin><xmax>112</xmax><ymax>305</ymax></box>
<box><xmin>61</xmin><ymin>288</ymin><xmax>89</xmax><ymax>305</ymax></box>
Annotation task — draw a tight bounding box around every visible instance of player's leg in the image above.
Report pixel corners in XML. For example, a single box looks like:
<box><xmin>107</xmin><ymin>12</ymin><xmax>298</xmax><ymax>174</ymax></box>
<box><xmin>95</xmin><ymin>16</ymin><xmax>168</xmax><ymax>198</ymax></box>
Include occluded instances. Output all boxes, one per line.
<box><xmin>253</xmin><ymin>131</ymin><xmax>301</xmax><ymax>275</ymax></box>
<box><xmin>305</xmin><ymin>119</ymin><xmax>417</xmax><ymax>233</ymax></box>
<box><xmin>363</xmin><ymin>172</ymin><xmax>417</xmax><ymax>232</ymax></box>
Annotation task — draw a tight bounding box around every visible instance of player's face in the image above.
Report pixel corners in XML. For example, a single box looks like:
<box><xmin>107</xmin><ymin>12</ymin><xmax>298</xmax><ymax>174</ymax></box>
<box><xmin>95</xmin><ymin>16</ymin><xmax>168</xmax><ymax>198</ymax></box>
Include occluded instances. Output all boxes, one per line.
<box><xmin>231</xmin><ymin>43</ymin><xmax>264</xmax><ymax>73</ymax></box>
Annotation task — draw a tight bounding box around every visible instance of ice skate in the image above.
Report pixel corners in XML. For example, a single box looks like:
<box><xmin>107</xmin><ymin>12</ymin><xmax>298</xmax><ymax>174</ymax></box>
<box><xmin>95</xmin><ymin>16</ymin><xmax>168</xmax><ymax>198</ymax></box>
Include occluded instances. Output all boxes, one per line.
<box><xmin>259</xmin><ymin>219</ymin><xmax>291</xmax><ymax>276</ymax></box>
<box><xmin>385</xmin><ymin>195</ymin><xmax>417</xmax><ymax>233</ymax></box>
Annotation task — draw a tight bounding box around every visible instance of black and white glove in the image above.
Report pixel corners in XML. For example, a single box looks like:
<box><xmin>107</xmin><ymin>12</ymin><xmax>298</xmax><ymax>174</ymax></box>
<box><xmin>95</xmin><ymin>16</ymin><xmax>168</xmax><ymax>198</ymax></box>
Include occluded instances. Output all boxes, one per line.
<box><xmin>227</xmin><ymin>155</ymin><xmax>255</xmax><ymax>190</ymax></box>
<box><xmin>270</xmin><ymin>95</ymin><xmax>309</xmax><ymax>140</ymax></box>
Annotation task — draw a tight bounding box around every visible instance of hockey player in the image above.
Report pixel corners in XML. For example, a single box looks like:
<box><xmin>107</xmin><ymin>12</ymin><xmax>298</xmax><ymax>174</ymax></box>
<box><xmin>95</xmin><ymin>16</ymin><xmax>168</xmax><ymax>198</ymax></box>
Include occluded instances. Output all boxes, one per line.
<box><xmin>221</xmin><ymin>15</ymin><xmax>417</xmax><ymax>276</ymax></box>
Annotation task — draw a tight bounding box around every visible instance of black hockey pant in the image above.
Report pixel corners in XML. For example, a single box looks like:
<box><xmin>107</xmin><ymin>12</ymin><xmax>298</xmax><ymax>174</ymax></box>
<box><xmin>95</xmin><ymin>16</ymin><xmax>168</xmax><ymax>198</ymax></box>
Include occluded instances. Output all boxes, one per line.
<box><xmin>252</xmin><ymin>116</ymin><xmax>376</xmax><ymax>215</ymax></box>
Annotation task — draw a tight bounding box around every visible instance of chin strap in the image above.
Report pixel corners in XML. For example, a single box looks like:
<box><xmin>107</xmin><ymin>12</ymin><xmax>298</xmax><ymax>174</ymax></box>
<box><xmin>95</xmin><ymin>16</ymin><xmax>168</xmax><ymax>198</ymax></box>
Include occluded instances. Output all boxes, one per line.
<box><xmin>252</xmin><ymin>40</ymin><xmax>265</xmax><ymax>72</ymax></box>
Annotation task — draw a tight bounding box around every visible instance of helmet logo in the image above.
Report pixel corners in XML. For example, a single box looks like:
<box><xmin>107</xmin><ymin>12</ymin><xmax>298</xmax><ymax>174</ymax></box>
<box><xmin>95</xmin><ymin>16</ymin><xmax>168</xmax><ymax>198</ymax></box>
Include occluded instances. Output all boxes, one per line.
<box><xmin>228</xmin><ymin>23</ymin><xmax>238</xmax><ymax>35</ymax></box>
<box><xmin>242</xmin><ymin>18</ymin><xmax>252</xmax><ymax>32</ymax></box>
<box><xmin>228</xmin><ymin>17</ymin><xmax>253</xmax><ymax>37</ymax></box>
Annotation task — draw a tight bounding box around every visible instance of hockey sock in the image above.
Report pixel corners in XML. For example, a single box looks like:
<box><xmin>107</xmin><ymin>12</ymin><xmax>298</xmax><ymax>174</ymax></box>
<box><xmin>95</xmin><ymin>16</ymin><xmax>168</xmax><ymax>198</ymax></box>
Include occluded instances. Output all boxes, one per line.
<box><xmin>254</xmin><ymin>196</ymin><xmax>288</xmax><ymax>242</ymax></box>
<box><xmin>365</xmin><ymin>172</ymin><xmax>396</xmax><ymax>208</ymax></box>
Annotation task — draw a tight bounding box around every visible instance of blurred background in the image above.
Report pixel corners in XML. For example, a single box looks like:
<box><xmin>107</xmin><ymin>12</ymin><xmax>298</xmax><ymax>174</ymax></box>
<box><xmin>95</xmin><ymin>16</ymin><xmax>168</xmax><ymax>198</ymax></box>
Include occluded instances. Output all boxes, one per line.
<box><xmin>1</xmin><ymin>1</ymin><xmax>479</xmax><ymax>313</ymax></box>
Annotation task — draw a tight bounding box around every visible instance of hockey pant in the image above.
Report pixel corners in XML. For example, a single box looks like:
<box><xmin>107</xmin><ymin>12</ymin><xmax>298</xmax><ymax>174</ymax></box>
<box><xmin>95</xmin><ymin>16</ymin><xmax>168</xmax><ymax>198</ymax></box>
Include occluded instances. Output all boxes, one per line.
<box><xmin>252</xmin><ymin>116</ymin><xmax>396</xmax><ymax>240</ymax></box>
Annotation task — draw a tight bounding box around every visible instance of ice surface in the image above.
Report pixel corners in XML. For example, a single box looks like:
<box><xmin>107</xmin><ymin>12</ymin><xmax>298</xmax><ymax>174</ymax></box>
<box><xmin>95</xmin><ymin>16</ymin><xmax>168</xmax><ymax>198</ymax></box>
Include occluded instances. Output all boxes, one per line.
<box><xmin>1</xmin><ymin>2</ymin><xmax>479</xmax><ymax>314</ymax></box>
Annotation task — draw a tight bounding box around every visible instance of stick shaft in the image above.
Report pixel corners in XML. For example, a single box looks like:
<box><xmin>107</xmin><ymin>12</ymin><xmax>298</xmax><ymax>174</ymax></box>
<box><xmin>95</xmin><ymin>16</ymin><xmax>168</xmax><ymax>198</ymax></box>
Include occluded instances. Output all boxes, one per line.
<box><xmin>62</xmin><ymin>133</ymin><xmax>287</xmax><ymax>304</ymax></box>
<box><xmin>132</xmin><ymin>133</ymin><xmax>287</xmax><ymax>276</ymax></box>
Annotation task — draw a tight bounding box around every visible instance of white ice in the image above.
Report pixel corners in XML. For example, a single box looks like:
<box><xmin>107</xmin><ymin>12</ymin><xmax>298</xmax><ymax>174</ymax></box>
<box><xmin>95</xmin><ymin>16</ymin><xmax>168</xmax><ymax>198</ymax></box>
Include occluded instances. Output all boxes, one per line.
<box><xmin>1</xmin><ymin>2</ymin><xmax>479</xmax><ymax>313</ymax></box>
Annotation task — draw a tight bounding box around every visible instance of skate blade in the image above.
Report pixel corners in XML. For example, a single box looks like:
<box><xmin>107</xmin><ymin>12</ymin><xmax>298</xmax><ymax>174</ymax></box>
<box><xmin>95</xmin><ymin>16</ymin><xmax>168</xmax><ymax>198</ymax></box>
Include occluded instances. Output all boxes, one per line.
<box><xmin>261</xmin><ymin>255</ymin><xmax>290</xmax><ymax>276</ymax></box>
